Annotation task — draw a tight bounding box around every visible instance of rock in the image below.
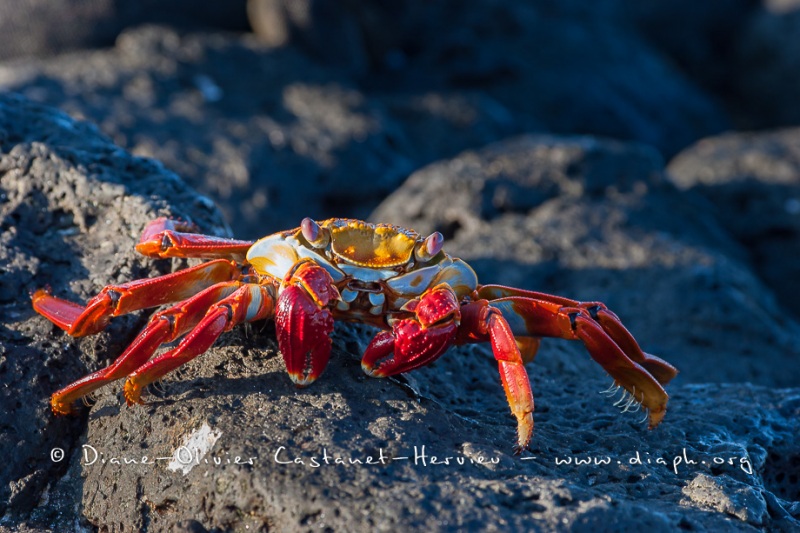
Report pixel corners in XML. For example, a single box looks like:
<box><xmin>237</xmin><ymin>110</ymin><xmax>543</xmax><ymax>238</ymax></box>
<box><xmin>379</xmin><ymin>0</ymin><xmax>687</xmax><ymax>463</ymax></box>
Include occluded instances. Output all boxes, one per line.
<box><xmin>0</xmin><ymin>25</ymin><xmax>418</xmax><ymax>240</ymax></box>
<box><xmin>682</xmin><ymin>473</ymin><xmax>768</xmax><ymax>527</ymax></box>
<box><xmin>250</xmin><ymin>0</ymin><xmax>728</xmax><ymax>156</ymax></box>
<box><xmin>0</xmin><ymin>0</ymin><xmax>248</xmax><ymax>61</ymax></box>
<box><xmin>621</xmin><ymin>0</ymin><xmax>757</xmax><ymax>100</ymax></box>
<box><xmin>0</xmin><ymin>93</ymin><xmax>229</xmax><ymax>526</ymax></box>
<box><xmin>0</xmin><ymin>4</ymin><xmax>732</xmax><ymax>246</ymax></box>
<box><xmin>372</xmin><ymin>135</ymin><xmax>800</xmax><ymax>387</ymax></box>
<box><xmin>4</xmin><ymin>101</ymin><xmax>799</xmax><ymax>530</ymax></box>
<box><xmin>0</xmin><ymin>23</ymin><xmax>521</xmax><ymax>241</ymax></box>
<box><xmin>667</xmin><ymin>128</ymin><xmax>800</xmax><ymax>320</ymax></box>
<box><xmin>734</xmin><ymin>6</ymin><xmax>800</xmax><ymax>127</ymax></box>
<box><xmin>62</xmin><ymin>381</ymin><xmax>800</xmax><ymax>531</ymax></box>
<box><xmin>379</xmin><ymin>91</ymin><xmax>521</xmax><ymax>167</ymax></box>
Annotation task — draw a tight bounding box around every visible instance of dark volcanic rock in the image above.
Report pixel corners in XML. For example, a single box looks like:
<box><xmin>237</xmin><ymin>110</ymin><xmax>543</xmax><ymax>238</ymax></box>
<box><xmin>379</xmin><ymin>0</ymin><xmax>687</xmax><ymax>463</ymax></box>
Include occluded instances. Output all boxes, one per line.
<box><xmin>668</xmin><ymin>128</ymin><xmax>800</xmax><ymax>321</ymax></box>
<box><xmin>4</xmin><ymin>100</ymin><xmax>799</xmax><ymax>531</ymax></box>
<box><xmin>251</xmin><ymin>0</ymin><xmax>729</xmax><ymax>157</ymax></box>
<box><xmin>0</xmin><ymin>4</ymin><xmax>734</xmax><ymax>247</ymax></box>
<box><xmin>734</xmin><ymin>5</ymin><xmax>800</xmax><ymax>128</ymax></box>
<box><xmin>0</xmin><ymin>25</ymin><xmax>520</xmax><ymax>245</ymax></box>
<box><xmin>0</xmin><ymin>26</ymin><xmax>418</xmax><ymax>240</ymax></box>
<box><xmin>0</xmin><ymin>0</ymin><xmax>249</xmax><ymax>61</ymax></box>
<box><xmin>0</xmin><ymin>24</ymin><xmax>519</xmax><ymax>241</ymax></box>
<box><xmin>621</xmin><ymin>0</ymin><xmax>757</xmax><ymax>100</ymax></box>
<box><xmin>372</xmin><ymin>135</ymin><xmax>800</xmax><ymax>387</ymax></box>
<box><xmin>0</xmin><ymin>93</ymin><xmax>229</xmax><ymax>527</ymax></box>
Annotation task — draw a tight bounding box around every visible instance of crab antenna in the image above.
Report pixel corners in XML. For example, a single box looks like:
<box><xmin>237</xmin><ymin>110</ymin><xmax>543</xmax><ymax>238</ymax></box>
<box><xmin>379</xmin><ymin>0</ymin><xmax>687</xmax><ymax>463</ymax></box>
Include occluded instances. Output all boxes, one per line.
<box><xmin>301</xmin><ymin>218</ymin><xmax>329</xmax><ymax>248</ymax></box>
<box><xmin>415</xmin><ymin>232</ymin><xmax>444</xmax><ymax>262</ymax></box>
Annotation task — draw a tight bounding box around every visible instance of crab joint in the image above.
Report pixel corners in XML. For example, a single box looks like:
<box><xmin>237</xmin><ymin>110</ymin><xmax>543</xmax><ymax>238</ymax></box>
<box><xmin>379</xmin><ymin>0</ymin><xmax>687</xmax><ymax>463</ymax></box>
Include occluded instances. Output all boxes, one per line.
<box><xmin>568</xmin><ymin>311</ymin><xmax>579</xmax><ymax>331</ymax></box>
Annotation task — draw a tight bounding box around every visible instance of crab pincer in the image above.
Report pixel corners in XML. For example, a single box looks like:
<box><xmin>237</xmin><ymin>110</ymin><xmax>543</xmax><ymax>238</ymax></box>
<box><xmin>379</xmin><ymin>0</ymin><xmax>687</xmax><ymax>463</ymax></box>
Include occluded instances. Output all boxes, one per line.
<box><xmin>361</xmin><ymin>284</ymin><xmax>460</xmax><ymax>376</ymax></box>
<box><xmin>276</xmin><ymin>260</ymin><xmax>339</xmax><ymax>386</ymax></box>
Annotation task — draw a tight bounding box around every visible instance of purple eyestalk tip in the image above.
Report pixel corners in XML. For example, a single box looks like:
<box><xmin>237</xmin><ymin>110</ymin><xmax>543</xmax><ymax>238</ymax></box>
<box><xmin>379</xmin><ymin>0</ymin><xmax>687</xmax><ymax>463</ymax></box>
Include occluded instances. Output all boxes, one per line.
<box><xmin>425</xmin><ymin>232</ymin><xmax>444</xmax><ymax>257</ymax></box>
<box><xmin>416</xmin><ymin>231</ymin><xmax>444</xmax><ymax>262</ymax></box>
<box><xmin>301</xmin><ymin>217</ymin><xmax>320</xmax><ymax>242</ymax></box>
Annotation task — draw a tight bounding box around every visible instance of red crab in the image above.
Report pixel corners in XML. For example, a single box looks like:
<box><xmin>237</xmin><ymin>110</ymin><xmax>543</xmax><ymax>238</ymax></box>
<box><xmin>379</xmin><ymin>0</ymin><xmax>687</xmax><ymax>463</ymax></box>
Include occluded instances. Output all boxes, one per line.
<box><xmin>32</xmin><ymin>217</ymin><xmax>677</xmax><ymax>452</ymax></box>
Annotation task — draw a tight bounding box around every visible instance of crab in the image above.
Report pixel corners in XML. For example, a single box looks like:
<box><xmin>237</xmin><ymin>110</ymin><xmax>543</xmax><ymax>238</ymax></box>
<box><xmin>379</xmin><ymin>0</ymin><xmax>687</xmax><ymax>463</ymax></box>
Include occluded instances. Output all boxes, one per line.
<box><xmin>32</xmin><ymin>217</ymin><xmax>677</xmax><ymax>452</ymax></box>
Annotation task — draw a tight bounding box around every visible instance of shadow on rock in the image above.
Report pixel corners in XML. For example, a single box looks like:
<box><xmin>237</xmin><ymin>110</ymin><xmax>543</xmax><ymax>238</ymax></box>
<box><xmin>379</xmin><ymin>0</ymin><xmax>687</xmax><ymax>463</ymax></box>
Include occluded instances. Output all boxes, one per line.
<box><xmin>668</xmin><ymin>127</ymin><xmax>800</xmax><ymax>322</ymax></box>
<box><xmin>0</xmin><ymin>93</ymin><xmax>229</xmax><ymax>527</ymax></box>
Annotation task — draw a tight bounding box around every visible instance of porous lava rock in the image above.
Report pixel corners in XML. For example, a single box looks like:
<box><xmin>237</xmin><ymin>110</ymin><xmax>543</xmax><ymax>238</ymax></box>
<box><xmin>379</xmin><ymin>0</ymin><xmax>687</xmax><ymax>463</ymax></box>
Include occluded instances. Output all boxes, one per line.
<box><xmin>668</xmin><ymin>128</ymin><xmax>800</xmax><ymax>321</ymax></box>
<box><xmin>3</xmin><ymin>98</ymin><xmax>798</xmax><ymax>530</ymax></box>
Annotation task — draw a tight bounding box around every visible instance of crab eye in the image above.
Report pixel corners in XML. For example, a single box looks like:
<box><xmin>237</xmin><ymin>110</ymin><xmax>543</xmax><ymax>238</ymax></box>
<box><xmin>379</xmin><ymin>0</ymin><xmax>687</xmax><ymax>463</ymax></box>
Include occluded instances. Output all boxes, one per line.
<box><xmin>301</xmin><ymin>217</ymin><xmax>329</xmax><ymax>248</ymax></box>
<box><xmin>301</xmin><ymin>217</ymin><xmax>319</xmax><ymax>241</ymax></box>
<box><xmin>415</xmin><ymin>232</ymin><xmax>444</xmax><ymax>262</ymax></box>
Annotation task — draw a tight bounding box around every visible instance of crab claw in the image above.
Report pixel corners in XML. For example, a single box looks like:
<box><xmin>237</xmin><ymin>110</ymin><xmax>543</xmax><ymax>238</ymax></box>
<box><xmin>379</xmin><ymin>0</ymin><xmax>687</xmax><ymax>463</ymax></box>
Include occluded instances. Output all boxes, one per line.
<box><xmin>276</xmin><ymin>262</ymin><xmax>337</xmax><ymax>386</ymax></box>
<box><xmin>362</xmin><ymin>284</ymin><xmax>459</xmax><ymax>376</ymax></box>
<box><xmin>362</xmin><ymin>317</ymin><xmax>458</xmax><ymax>377</ymax></box>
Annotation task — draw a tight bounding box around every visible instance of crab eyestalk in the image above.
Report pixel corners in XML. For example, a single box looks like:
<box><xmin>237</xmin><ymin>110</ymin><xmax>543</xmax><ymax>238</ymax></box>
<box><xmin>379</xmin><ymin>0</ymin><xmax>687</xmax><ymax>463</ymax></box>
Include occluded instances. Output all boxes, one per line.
<box><xmin>414</xmin><ymin>231</ymin><xmax>444</xmax><ymax>263</ymax></box>
<box><xmin>301</xmin><ymin>217</ymin><xmax>330</xmax><ymax>249</ymax></box>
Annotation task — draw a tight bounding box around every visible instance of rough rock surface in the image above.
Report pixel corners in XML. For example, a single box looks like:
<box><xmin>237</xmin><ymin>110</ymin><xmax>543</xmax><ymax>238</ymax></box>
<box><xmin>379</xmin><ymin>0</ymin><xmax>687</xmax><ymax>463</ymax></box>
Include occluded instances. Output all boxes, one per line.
<box><xmin>0</xmin><ymin>93</ymin><xmax>229</xmax><ymax>527</ymax></box>
<box><xmin>372</xmin><ymin>135</ymin><xmax>800</xmax><ymax>387</ymax></box>
<box><xmin>0</xmin><ymin>26</ymin><xmax>420</xmax><ymax>240</ymax></box>
<box><xmin>2</xmin><ymin>96</ymin><xmax>799</xmax><ymax>531</ymax></box>
<box><xmin>735</xmin><ymin>5</ymin><xmax>800</xmax><ymax>128</ymax></box>
<box><xmin>668</xmin><ymin>128</ymin><xmax>800</xmax><ymax>321</ymax></box>
<box><xmin>0</xmin><ymin>10</ymin><xmax>730</xmax><ymax>243</ymax></box>
<box><xmin>248</xmin><ymin>0</ymin><xmax>729</xmax><ymax>157</ymax></box>
<box><xmin>0</xmin><ymin>0</ymin><xmax>249</xmax><ymax>61</ymax></box>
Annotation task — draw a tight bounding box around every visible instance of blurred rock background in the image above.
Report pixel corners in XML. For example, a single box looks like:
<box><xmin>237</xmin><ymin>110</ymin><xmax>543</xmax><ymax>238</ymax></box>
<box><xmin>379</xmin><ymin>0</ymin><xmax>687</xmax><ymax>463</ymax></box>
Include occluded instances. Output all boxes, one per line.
<box><xmin>1</xmin><ymin>0</ymin><xmax>799</xmax><ymax>531</ymax></box>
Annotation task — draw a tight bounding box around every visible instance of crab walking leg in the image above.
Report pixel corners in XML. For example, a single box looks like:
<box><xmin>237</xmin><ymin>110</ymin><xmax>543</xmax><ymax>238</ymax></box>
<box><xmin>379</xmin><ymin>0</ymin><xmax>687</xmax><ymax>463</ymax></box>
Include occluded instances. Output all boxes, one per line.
<box><xmin>487</xmin><ymin>296</ymin><xmax>672</xmax><ymax>428</ymax></box>
<box><xmin>50</xmin><ymin>280</ymin><xmax>245</xmax><ymax>415</ymax></box>
<box><xmin>477</xmin><ymin>285</ymin><xmax>678</xmax><ymax>386</ymax></box>
<box><xmin>32</xmin><ymin>259</ymin><xmax>239</xmax><ymax>337</ymax></box>
<box><xmin>360</xmin><ymin>288</ymin><xmax>532</xmax><ymax>449</ymax></box>
<box><xmin>361</xmin><ymin>284</ymin><xmax>461</xmax><ymax>376</ymax></box>
<box><xmin>275</xmin><ymin>260</ymin><xmax>339</xmax><ymax>386</ymax></box>
<box><xmin>135</xmin><ymin>217</ymin><xmax>254</xmax><ymax>261</ymax></box>
<box><xmin>589</xmin><ymin>308</ymin><xmax>677</xmax><ymax>385</ymax></box>
<box><xmin>456</xmin><ymin>300</ymin><xmax>535</xmax><ymax>454</ymax></box>
<box><xmin>123</xmin><ymin>283</ymin><xmax>276</xmax><ymax>405</ymax></box>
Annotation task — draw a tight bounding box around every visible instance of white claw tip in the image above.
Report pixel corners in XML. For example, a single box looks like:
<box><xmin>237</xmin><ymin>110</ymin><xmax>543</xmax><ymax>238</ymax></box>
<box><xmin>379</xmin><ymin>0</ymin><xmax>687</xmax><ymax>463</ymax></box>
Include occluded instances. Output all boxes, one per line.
<box><xmin>361</xmin><ymin>362</ymin><xmax>384</xmax><ymax>378</ymax></box>
<box><xmin>289</xmin><ymin>372</ymin><xmax>317</xmax><ymax>388</ymax></box>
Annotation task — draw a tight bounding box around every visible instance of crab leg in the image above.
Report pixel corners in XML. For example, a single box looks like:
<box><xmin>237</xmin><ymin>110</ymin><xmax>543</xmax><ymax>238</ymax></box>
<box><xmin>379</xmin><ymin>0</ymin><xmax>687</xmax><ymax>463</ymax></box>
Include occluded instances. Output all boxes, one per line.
<box><xmin>458</xmin><ymin>300</ymin><xmax>536</xmax><ymax>454</ymax></box>
<box><xmin>478</xmin><ymin>285</ymin><xmax>677</xmax><ymax>386</ymax></box>
<box><xmin>32</xmin><ymin>259</ymin><xmax>239</xmax><ymax>337</ymax></box>
<box><xmin>50</xmin><ymin>280</ymin><xmax>245</xmax><ymax>415</ymax></box>
<box><xmin>482</xmin><ymin>294</ymin><xmax>676</xmax><ymax>428</ymax></box>
<box><xmin>361</xmin><ymin>287</ymin><xmax>535</xmax><ymax>454</ymax></box>
<box><xmin>123</xmin><ymin>283</ymin><xmax>275</xmax><ymax>406</ymax></box>
<box><xmin>135</xmin><ymin>217</ymin><xmax>254</xmax><ymax>261</ymax></box>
